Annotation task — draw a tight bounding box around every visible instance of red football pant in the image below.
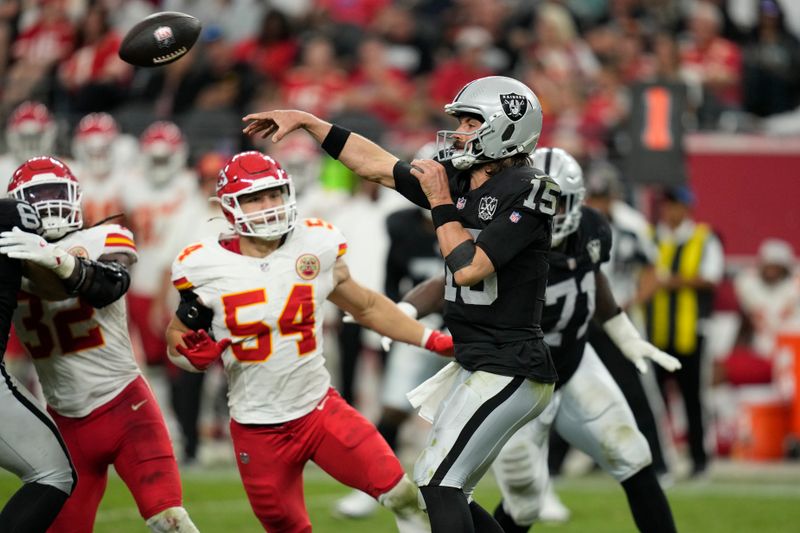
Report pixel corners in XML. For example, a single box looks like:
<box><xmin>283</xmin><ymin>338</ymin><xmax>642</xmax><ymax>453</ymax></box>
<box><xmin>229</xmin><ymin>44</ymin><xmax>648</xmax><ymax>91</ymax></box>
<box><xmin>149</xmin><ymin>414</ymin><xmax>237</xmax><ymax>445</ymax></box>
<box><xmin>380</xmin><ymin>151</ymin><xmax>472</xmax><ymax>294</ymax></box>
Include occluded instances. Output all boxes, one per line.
<box><xmin>230</xmin><ymin>388</ymin><xmax>405</xmax><ymax>532</ymax></box>
<box><xmin>47</xmin><ymin>376</ymin><xmax>183</xmax><ymax>532</ymax></box>
<box><xmin>127</xmin><ymin>293</ymin><xmax>168</xmax><ymax>366</ymax></box>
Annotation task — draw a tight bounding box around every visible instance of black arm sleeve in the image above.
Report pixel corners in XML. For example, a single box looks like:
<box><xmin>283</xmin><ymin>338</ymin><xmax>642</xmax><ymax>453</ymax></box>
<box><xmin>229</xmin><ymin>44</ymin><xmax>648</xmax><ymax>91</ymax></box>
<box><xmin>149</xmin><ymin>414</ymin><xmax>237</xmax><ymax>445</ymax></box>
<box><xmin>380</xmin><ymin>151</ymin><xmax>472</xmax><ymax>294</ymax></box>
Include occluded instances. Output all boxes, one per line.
<box><xmin>392</xmin><ymin>161</ymin><xmax>431</xmax><ymax>209</ymax></box>
<box><xmin>64</xmin><ymin>258</ymin><xmax>130</xmax><ymax>308</ymax></box>
<box><xmin>0</xmin><ymin>255</ymin><xmax>22</xmax><ymax>358</ymax></box>
<box><xmin>476</xmin><ymin>208</ymin><xmax>550</xmax><ymax>270</ymax></box>
<box><xmin>593</xmin><ymin>270</ymin><xmax>622</xmax><ymax>323</ymax></box>
<box><xmin>175</xmin><ymin>290</ymin><xmax>214</xmax><ymax>332</ymax></box>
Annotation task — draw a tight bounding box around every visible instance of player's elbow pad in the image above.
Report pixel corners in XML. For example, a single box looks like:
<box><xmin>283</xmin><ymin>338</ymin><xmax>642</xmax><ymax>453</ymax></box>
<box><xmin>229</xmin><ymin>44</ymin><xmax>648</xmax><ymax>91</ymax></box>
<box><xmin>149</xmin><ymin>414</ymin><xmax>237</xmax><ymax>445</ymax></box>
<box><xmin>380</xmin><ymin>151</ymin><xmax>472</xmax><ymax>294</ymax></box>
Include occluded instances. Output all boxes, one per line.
<box><xmin>66</xmin><ymin>258</ymin><xmax>130</xmax><ymax>308</ymax></box>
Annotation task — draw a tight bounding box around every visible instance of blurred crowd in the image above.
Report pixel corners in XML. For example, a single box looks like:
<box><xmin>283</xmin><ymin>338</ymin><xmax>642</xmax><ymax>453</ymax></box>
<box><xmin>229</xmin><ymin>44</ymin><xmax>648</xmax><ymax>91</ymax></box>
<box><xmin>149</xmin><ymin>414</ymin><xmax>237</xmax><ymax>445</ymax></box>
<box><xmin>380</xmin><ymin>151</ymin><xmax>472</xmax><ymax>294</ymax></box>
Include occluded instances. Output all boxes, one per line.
<box><xmin>0</xmin><ymin>0</ymin><xmax>799</xmax><ymax>475</ymax></box>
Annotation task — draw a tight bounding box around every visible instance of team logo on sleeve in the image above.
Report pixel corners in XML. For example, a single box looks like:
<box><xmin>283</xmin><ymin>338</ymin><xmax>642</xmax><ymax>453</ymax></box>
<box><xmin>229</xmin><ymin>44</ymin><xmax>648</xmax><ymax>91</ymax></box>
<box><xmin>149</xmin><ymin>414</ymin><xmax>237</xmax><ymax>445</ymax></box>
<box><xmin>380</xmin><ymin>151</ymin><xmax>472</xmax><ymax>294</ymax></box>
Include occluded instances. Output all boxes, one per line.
<box><xmin>587</xmin><ymin>239</ymin><xmax>601</xmax><ymax>264</ymax></box>
<box><xmin>67</xmin><ymin>246</ymin><xmax>89</xmax><ymax>259</ymax></box>
<box><xmin>296</xmin><ymin>254</ymin><xmax>320</xmax><ymax>280</ymax></box>
<box><xmin>500</xmin><ymin>93</ymin><xmax>528</xmax><ymax>121</ymax></box>
<box><xmin>478</xmin><ymin>196</ymin><xmax>498</xmax><ymax>221</ymax></box>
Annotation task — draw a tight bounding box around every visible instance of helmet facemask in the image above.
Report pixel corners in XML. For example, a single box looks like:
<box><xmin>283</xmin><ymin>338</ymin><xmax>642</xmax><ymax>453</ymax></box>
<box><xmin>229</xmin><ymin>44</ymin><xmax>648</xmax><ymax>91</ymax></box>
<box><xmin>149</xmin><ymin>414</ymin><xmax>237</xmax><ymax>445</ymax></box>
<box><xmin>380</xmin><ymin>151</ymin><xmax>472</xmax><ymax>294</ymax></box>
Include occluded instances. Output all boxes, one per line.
<box><xmin>435</xmin><ymin>120</ymin><xmax>491</xmax><ymax>170</ymax></box>
<box><xmin>551</xmin><ymin>188</ymin><xmax>585</xmax><ymax>247</ymax></box>
<box><xmin>11</xmin><ymin>180</ymin><xmax>83</xmax><ymax>240</ymax></box>
<box><xmin>75</xmin><ymin>134</ymin><xmax>115</xmax><ymax>177</ymax></box>
<box><xmin>217</xmin><ymin>181</ymin><xmax>298</xmax><ymax>241</ymax></box>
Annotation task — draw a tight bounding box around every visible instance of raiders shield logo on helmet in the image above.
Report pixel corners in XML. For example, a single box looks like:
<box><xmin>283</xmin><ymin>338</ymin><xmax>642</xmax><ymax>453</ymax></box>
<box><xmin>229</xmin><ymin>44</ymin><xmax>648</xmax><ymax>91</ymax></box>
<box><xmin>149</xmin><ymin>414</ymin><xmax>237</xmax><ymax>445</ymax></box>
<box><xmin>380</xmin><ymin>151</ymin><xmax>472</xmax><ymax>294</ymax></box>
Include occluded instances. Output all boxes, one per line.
<box><xmin>500</xmin><ymin>93</ymin><xmax>528</xmax><ymax>121</ymax></box>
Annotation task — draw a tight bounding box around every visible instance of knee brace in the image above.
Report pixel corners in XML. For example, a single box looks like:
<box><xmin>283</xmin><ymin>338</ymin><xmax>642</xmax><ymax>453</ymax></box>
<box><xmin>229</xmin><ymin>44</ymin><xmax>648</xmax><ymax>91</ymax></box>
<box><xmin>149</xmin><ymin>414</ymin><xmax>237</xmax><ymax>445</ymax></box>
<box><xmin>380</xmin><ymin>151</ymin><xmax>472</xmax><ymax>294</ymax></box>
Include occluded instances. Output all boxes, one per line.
<box><xmin>145</xmin><ymin>507</ymin><xmax>199</xmax><ymax>533</ymax></box>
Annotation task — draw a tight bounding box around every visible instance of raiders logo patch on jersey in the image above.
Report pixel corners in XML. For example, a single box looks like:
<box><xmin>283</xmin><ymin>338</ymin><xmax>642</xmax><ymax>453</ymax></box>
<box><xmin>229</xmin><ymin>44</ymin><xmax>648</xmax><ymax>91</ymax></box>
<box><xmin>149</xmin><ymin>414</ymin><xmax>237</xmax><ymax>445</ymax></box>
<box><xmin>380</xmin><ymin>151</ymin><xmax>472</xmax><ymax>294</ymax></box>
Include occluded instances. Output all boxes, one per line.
<box><xmin>587</xmin><ymin>239</ymin><xmax>601</xmax><ymax>264</ymax></box>
<box><xmin>296</xmin><ymin>254</ymin><xmax>320</xmax><ymax>280</ymax></box>
<box><xmin>500</xmin><ymin>93</ymin><xmax>528</xmax><ymax>121</ymax></box>
<box><xmin>478</xmin><ymin>196</ymin><xmax>498</xmax><ymax>221</ymax></box>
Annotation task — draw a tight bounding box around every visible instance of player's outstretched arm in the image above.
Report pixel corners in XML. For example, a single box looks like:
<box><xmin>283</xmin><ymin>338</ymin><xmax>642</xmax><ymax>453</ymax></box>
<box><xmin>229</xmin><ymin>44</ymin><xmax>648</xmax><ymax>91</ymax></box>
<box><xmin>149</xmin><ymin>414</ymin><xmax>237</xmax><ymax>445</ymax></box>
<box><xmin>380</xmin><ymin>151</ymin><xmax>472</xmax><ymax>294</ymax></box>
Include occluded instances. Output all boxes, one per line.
<box><xmin>328</xmin><ymin>258</ymin><xmax>452</xmax><ymax>355</ymax></box>
<box><xmin>242</xmin><ymin>109</ymin><xmax>399</xmax><ymax>188</ymax></box>
<box><xmin>594</xmin><ymin>270</ymin><xmax>681</xmax><ymax>374</ymax></box>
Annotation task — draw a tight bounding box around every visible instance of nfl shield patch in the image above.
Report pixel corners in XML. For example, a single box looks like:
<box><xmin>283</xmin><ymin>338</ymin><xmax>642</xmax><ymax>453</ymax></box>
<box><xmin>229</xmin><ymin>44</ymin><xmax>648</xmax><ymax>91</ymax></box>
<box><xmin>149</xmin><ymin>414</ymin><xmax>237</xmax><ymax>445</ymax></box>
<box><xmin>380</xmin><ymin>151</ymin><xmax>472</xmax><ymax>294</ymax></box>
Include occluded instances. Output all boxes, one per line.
<box><xmin>153</xmin><ymin>26</ymin><xmax>176</xmax><ymax>49</ymax></box>
<box><xmin>456</xmin><ymin>197</ymin><xmax>467</xmax><ymax>210</ymax></box>
<box><xmin>509</xmin><ymin>211</ymin><xmax>521</xmax><ymax>223</ymax></box>
<box><xmin>500</xmin><ymin>93</ymin><xmax>528</xmax><ymax>121</ymax></box>
<box><xmin>587</xmin><ymin>239</ymin><xmax>601</xmax><ymax>264</ymax></box>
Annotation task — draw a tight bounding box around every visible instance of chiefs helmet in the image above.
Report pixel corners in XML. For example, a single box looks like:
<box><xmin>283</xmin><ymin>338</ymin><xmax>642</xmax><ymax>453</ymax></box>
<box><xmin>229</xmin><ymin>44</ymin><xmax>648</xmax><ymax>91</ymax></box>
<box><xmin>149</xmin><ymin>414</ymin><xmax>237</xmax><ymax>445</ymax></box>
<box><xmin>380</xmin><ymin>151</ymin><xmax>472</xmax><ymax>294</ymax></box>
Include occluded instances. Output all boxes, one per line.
<box><xmin>7</xmin><ymin>156</ymin><xmax>83</xmax><ymax>240</ymax></box>
<box><xmin>139</xmin><ymin>121</ymin><xmax>187</xmax><ymax>186</ymax></box>
<box><xmin>5</xmin><ymin>101</ymin><xmax>57</xmax><ymax>163</ymax></box>
<box><xmin>214</xmin><ymin>151</ymin><xmax>297</xmax><ymax>240</ymax></box>
<box><xmin>436</xmin><ymin>76</ymin><xmax>542</xmax><ymax>169</ymax></box>
<box><xmin>72</xmin><ymin>112</ymin><xmax>119</xmax><ymax>177</ymax></box>
<box><xmin>531</xmin><ymin>147</ymin><xmax>585</xmax><ymax>247</ymax></box>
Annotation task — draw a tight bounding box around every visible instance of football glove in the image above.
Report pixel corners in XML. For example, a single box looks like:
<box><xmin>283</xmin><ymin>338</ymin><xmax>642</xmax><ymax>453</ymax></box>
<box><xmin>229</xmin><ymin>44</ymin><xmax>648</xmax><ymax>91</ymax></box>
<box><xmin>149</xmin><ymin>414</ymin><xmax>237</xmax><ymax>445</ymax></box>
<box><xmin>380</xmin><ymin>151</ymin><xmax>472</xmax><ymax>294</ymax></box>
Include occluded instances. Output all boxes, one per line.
<box><xmin>0</xmin><ymin>226</ymin><xmax>75</xmax><ymax>278</ymax></box>
<box><xmin>603</xmin><ymin>312</ymin><xmax>682</xmax><ymax>374</ymax></box>
<box><xmin>176</xmin><ymin>329</ymin><xmax>231</xmax><ymax>371</ymax></box>
<box><xmin>421</xmin><ymin>328</ymin><xmax>454</xmax><ymax>357</ymax></box>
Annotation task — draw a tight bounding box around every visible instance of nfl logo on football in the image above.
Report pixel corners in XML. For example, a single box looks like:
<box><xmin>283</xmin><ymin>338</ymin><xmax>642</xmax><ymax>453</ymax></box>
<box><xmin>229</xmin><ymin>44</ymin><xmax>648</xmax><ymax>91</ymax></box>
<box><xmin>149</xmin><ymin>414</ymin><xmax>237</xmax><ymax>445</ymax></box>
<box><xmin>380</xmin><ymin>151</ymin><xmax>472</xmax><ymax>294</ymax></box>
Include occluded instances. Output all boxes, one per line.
<box><xmin>153</xmin><ymin>26</ymin><xmax>176</xmax><ymax>48</ymax></box>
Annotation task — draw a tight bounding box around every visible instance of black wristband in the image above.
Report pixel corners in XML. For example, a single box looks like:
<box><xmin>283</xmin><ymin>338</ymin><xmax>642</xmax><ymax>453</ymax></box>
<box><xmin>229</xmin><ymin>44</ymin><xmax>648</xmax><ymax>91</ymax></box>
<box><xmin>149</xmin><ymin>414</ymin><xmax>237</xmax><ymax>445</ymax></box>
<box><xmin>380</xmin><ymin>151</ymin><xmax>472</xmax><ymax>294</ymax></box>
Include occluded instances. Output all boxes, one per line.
<box><xmin>431</xmin><ymin>204</ymin><xmax>459</xmax><ymax>229</ymax></box>
<box><xmin>321</xmin><ymin>125</ymin><xmax>351</xmax><ymax>160</ymax></box>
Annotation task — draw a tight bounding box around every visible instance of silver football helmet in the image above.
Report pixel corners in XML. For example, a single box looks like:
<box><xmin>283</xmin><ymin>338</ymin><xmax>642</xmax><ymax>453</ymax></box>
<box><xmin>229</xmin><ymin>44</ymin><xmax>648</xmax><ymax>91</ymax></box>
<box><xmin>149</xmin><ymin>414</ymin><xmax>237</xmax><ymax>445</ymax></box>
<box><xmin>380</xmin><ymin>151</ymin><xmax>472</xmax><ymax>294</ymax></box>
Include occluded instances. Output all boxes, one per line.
<box><xmin>436</xmin><ymin>76</ymin><xmax>543</xmax><ymax>170</ymax></box>
<box><xmin>531</xmin><ymin>147</ymin><xmax>585</xmax><ymax>247</ymax></box>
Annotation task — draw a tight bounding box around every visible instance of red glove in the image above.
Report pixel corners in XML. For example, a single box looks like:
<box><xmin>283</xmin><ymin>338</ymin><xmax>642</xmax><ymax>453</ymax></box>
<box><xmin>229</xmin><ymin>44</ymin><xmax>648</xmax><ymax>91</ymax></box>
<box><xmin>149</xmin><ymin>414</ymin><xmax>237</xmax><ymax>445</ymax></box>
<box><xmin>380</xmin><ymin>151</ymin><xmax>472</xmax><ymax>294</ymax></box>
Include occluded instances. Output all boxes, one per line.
<box><xmin>423</xmin><ymin>329</ymin><xmax>454</xmax><ymax>357</ymax></box>
<box><xmin>176</xmin><ymin>329</ymin><xmax>232</xmax><ymax>371</ymax></box>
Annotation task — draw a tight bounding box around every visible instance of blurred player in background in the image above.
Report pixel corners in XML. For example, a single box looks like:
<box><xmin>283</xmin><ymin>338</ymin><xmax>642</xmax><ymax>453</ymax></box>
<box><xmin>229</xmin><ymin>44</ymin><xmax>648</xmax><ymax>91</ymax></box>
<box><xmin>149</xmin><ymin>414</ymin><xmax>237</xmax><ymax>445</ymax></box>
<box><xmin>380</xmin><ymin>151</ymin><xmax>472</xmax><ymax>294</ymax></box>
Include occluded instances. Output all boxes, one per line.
<box><xmin>0</xmin><ymin>197</ymin><xmax>76</xmax><ymax>533</ymax></box>
<box><xmin>584</xmin><ymin>162</ymin><xmax>672</xmax><ymax>480</ymax></box>
<box><xmin>1</xmin><ymin>156</ymin><xmax>198</xmax><ymax>532</ymax></box>
<box><xmin>69</xmin><ymin>112</ymin><xmax>135</xmax><ymax>227</ymax></box>
<box><xmin>491</xmin><ymin>148</ymin><xmax>678</xmax><ymax>533</ymax></box>
<box><xmin>166</xmin><ymin>150</ymin><xmax>452</xmax><ymax>532</ymax></box>
<box><xmin>0</xmin><ymin>101</ymin><xmax>57</xmax><ymax>192</ymax></box>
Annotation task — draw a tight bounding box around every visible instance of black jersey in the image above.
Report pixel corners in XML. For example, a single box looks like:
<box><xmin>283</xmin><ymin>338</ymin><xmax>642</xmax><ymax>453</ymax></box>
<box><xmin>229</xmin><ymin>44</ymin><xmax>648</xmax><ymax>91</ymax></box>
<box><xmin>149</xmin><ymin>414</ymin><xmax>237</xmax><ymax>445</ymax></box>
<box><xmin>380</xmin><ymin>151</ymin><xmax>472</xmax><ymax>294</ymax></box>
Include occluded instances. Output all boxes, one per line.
<box><xmin>542</xmin><ymin>206</ymin><xmax>612</xmax><ymax>386</ymax></box>
<box><xmin>393</xmin><ymin>160</ymin><xmax>559</xmax><ymax>382</ymax></box>
<box><xmin>0</xmin><ymin>199</ymin><xmax>42</xmax><ymax>360</ymax></box>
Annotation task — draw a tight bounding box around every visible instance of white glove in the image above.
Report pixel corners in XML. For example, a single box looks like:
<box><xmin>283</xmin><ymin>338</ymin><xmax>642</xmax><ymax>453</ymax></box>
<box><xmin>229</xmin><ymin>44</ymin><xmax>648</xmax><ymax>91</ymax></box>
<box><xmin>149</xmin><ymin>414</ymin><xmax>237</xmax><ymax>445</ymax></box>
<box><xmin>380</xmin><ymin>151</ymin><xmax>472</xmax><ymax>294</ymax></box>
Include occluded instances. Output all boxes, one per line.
<box><xmin>381</xmin><ymin>302</ymin><xmax>418</xmax><ymax>352</ymax></box>
<box><xmin>0</xmin><ymin>227</ymin><xmax>76</xmax><ymax>278</ymax></box>
<box><xmin>603</xmin><ymin>312</ymin><xmax>682</xmax><ymax>374</ymax></box>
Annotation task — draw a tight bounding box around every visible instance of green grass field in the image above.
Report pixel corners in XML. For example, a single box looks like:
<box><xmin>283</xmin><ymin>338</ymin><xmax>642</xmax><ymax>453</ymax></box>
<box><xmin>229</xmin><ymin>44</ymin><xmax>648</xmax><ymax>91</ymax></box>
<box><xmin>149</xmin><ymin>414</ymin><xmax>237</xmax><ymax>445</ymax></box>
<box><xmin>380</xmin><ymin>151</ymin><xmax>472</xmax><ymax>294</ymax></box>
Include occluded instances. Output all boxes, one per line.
<box><xmin>3</xmin><ymin>463</ymin><xmax>800</xmax><ymax>532</ymax></box>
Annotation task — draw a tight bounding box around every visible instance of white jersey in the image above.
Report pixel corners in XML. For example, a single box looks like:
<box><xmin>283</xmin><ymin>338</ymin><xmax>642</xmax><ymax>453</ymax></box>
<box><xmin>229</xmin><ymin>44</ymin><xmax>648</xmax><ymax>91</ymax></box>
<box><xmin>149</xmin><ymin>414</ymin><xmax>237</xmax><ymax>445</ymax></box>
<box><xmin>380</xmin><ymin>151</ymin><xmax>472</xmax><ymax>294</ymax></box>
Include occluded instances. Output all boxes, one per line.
<box><xmin>171</xmin><ymin>219</ymin><xmax>348</xmax><ymax>424</ymax></box>
<box><xmin>124</xmin><ymin>170</ymin><xmax>199</xmax><ymax>296</ymax></box>
<box><xmin>13</xmin><ymin>224</ymin><xmax>141</xmax><ymax>417</ymax></box>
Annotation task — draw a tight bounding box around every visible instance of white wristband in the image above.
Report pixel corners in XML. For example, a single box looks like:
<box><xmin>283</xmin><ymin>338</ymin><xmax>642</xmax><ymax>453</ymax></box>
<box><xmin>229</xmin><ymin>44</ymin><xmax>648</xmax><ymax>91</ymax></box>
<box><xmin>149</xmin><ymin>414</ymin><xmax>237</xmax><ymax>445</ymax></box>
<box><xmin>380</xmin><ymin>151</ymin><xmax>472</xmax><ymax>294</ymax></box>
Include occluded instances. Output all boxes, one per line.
<box><xmin>52</xmin><ymin>248</ymin><xmax>76</xmax><ymax>279</ymax></box>
<box><xmin>420</xmin><ymin>327</ymin><xmax>433</xmax><ymax>348</ymax></box>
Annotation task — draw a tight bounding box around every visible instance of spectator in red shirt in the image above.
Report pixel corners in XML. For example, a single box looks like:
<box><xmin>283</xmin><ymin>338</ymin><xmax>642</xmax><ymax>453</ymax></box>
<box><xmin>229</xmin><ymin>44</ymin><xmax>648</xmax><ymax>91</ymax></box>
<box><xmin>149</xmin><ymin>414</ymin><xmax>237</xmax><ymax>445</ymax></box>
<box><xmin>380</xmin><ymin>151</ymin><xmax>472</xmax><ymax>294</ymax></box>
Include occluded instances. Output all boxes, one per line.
<box><xmin>280</xmin><ymin>35</ymin><xmax>348</xmax><ymax>119</ymax></box>
<box><xmin>4</xmin><ymin>0</ymin><xmax>75</xmax><ymax>107</ymax></box>
<box><xmin>58</xmin><ymin>3</ymin><xmax>131</xmax><ymax>113</ymax></box>
<box><xmin>343</xmin><ymin>36</ymin><xmax>414</xmax><ymax>127</ymax></box>
<box><xmin>316</xmin><ymin>0</ymin><xmax>390</xmax><ymax>28</ymax></box>
<box><xmin>680</xmin><ymin>2</ymin><xmax>742</xmax><ymax>126</ymax></box>
<box><xmin>428</xmin><ymin>26</ymin><xmax>495</xmax><ymax>109</ymax></box>
<box><xmin>233</xmin><ymin>10</ymin><xmax>298</xmax><ymax>84</ymax></box>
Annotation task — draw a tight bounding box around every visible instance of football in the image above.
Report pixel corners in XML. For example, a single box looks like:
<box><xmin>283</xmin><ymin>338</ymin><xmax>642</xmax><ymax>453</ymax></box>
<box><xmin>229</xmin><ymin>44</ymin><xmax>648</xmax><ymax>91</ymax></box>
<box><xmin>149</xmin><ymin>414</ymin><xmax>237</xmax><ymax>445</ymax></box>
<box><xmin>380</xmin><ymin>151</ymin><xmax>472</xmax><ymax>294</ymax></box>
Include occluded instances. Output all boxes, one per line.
<box><xmin>119</xmin><ymin>11</ymin><xmax>201</xmax><ymax>67</ymax></box>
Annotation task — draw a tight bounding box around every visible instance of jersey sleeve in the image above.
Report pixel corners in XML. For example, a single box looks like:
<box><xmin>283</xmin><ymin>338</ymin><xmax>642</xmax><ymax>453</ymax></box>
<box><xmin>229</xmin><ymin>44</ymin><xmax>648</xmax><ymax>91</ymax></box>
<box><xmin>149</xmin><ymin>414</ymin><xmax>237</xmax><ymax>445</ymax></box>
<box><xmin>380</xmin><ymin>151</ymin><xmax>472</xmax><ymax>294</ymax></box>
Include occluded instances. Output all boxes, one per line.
<box><xmin>170</xmin><ymin>242</ymin><xmax>214</xmax><ymax>304</ymax></box>
<box><xmin>100</xmin><ymin>224</ymin><xmax>138</xmax><ymax>263</ymax></box>
<box><xmin>476</xmin><ymin>201</ymin><xmax>552</xmax><ymax>271</ymax></box>
<box><xmin>392</xmin><ymin>161</ymin><xmax>431</xmax><ymax>209</ymax></box>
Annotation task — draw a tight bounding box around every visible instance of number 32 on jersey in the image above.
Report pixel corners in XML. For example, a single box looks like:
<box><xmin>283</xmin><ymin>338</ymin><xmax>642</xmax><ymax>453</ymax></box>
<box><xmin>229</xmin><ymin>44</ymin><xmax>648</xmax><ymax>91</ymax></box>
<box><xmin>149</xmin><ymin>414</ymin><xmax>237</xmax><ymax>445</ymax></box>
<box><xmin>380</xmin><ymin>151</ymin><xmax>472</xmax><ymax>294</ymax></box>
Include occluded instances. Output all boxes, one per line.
<box><xmin>222</xmin><ymin>284</ymin><xmax>315</xmax><ymax>363</ymax></box>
